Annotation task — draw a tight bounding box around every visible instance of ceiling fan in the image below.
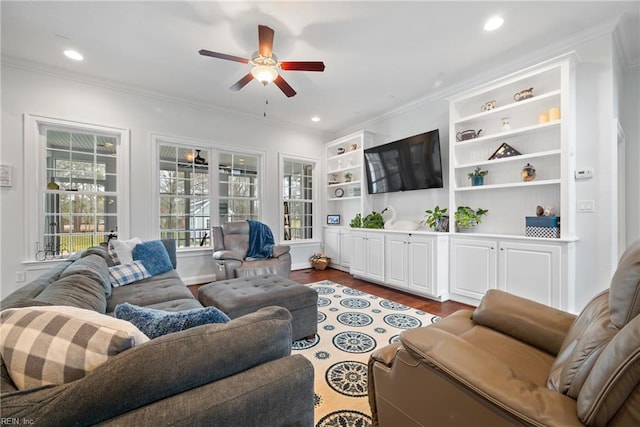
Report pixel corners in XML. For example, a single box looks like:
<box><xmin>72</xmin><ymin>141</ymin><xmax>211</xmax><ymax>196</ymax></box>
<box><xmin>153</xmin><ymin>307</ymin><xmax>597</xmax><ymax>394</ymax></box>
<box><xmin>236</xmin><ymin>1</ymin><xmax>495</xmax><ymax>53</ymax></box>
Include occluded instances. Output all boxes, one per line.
<box><xmin>199</xmin><ymin>25</ymin><xmax>325</xmax><ymax>98</ymax></box>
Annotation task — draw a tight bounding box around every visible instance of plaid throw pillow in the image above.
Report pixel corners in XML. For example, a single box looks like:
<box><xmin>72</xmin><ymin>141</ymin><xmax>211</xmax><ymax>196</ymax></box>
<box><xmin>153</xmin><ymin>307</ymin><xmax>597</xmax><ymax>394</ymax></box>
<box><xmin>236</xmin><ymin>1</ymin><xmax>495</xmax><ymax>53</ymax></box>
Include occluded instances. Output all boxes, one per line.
<box><xmin>108</xmin><ymin>261</ymin><xmax>150</xmax><ymax>287</ymax></box>
<box><xmin>0</xmin><ymin>306</ymin><xmax>149</xmax><ymax>390</ymax></box>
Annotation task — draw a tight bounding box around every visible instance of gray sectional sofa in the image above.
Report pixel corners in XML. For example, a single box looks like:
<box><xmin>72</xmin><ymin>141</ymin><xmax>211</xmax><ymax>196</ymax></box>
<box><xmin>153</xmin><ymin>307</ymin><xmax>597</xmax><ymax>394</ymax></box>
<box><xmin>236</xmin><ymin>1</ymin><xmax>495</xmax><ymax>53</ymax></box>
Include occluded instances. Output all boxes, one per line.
<box><xmin>0</xmin><ymin>241</ymin><xmax>314</xmax><ymax>426</ymax></box>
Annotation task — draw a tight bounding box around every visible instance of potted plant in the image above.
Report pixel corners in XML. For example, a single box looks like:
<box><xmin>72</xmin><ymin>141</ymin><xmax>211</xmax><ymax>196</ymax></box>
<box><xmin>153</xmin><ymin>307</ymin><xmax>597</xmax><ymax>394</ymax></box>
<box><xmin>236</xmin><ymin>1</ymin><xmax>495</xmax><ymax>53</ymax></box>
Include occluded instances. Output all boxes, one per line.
<box><xmin>349</xmin><ymin>213</ymin><xmax>362</xmax><ymax>228</ymax></box>
<box><xmin>344</xmin><ymin>172</ymin><xmax>353</xmax><ymax>182</ymax></box>
<box><xmin>309</xmin><ymin>252</ymin><xmax>330</xmax><ymax>270</ymax></box>
<box><xmin>454</xmin><ymin>206</ymin><xmax>488</xmax><ymax>232</ymax></box>
<box><xmin>467</xmin><ymin>167</ymin><xmax>488</xmax><ymax>186</ymax></box>
<box><xmin>423</xmin><ymin>205</ymin><xmax>449</xmax><ymax>232</ymax></box>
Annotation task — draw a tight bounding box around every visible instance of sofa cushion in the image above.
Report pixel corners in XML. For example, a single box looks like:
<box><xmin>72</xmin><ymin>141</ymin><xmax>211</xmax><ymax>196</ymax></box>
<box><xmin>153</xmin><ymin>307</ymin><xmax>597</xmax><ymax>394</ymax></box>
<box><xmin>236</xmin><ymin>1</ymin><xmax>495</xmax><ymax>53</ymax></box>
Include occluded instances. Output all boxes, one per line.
<box><xmin>106</xmin><ymin>270</ymin><xmax>197</xmax><ymax>313</ymax></box>
<box><xmin>0</xmin><ymin>306</ymin><xmax>149</xmax><ymax>390</ymax></box>
<box><xmin>34</xmin><ymin>274</ymin><xmax>108</xmax><ymax>313</ymax></box>
<box><xmin>608</xmin><ymin>240</ymin><xmax>640</xmax><ymax>328</ymax></box>
<box><xmin>109</xmin><ymin>261</ymin><xmax>151</xmax><ymax>287</ymax></box>
<box><xmin>132</xmin><ymin>240</ymin><xmax>173</xmax><ymax>276</ymax></box>
<box><xmin>82</xmin><ymin>245</ymin><xmax>115</xmax><ymax>267</ymax></box>
<box><xmin>59</xmin><ymin>254</ymin><xmax>111</xmax><ymax>298</ymax></box>
<box><xmin>109</xmin><ymin>237</ymin><xmax>142</xmax><ymax>265</ymax></box>
<box><xmin>114</xmin><ymin>303</ymin><xmax>230</xmax><ymax>339</ymax></box>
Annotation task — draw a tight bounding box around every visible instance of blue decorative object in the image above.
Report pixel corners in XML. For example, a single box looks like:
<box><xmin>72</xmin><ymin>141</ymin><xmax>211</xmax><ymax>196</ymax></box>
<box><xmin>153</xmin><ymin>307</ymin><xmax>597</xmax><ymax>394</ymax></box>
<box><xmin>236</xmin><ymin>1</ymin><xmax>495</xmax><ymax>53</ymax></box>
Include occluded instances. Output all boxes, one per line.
<box><xmin>246</xmin><ymin>220</ymin><xmax>275</xmax><ymax>259</ymax></box>
<box><xmin>114</xmin><ymin>302</ymin><xmax>230</xmax><ymax>339</ymax></box>
<box><xmin>132</xmin><ymin>240</ymin><xmax>173</xmax><ymax>276</ymax></box>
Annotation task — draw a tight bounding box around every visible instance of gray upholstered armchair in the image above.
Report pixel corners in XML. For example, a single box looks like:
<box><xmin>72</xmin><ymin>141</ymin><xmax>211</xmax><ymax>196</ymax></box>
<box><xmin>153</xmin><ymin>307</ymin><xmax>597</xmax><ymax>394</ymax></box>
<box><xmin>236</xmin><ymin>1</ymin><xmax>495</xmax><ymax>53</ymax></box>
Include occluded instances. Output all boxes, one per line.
<box><xmin>212</xmin><ymin>221</ymin><xmax>291</xmax><ymax>280</ymax></box>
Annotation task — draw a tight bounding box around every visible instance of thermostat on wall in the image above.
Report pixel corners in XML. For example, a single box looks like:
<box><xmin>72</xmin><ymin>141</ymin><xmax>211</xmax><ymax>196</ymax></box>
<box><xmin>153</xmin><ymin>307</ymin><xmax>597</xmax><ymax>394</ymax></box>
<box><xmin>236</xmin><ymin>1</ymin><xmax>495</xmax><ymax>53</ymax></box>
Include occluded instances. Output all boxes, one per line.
<box><xmin>574</xmin><ymin>169</ymin><xmax>594</xmax><ymax>179</ymax></box>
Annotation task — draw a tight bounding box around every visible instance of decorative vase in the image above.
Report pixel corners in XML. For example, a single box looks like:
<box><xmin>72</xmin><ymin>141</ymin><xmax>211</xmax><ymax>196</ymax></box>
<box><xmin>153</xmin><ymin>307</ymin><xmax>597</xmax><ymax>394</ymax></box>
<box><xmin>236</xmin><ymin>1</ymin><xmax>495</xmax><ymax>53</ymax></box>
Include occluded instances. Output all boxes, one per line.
<box><xmin>471</xmin><ymin>176</ymin><xmax>484</xmax><ymax>186</ymax></box>
<box><xmin>435</xmin><ymin>216</ymin><xmax>450</xmax><ymax>232</ymax></box>
<box><xmin>522</xmin><ymin>163</ymin><xmax>536</xmax><ymax>181</ymax></box>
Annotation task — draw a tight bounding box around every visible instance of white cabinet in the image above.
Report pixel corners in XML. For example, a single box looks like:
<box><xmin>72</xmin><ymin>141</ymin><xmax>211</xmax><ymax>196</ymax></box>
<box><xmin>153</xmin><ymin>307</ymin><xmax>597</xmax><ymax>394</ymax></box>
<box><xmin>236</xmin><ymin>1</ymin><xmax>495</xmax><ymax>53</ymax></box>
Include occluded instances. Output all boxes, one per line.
<box><xmin>385</xmin><ymin>232</ymin><xmax>449</xmax><ymax>301</ymax></box>
<box><xmin>350</xmin><ymin>230</ymin><xmax>384</xmax><ymax>282</ymax></box>
<box><xmin>323</xmin><ymin>226</ymin><xmax>351</xmax><ymax>271</ymax></box>
<box><xmin>450</xmin><ymin>236</ymin><xmax>573</xmax><ymax>310</ymax></box>
<box><xmin>450</xmin><ymin>238</ymin><xmax>497</xmax><ymax>302</ymax></box>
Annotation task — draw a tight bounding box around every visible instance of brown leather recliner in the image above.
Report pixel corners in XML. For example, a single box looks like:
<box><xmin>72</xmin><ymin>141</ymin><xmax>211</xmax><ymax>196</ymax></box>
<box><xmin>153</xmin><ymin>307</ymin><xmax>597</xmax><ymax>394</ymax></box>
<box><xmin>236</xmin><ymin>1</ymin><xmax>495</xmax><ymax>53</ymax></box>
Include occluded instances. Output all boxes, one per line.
<box><xmin>368</xmin><ymin>239</ymin><xmax>640</xmax><ymax>427</ymax></box>
<box><xmin>212</xmin><ymin>221</ymin><xmax>291</xmax><ymax>280</ymax></box>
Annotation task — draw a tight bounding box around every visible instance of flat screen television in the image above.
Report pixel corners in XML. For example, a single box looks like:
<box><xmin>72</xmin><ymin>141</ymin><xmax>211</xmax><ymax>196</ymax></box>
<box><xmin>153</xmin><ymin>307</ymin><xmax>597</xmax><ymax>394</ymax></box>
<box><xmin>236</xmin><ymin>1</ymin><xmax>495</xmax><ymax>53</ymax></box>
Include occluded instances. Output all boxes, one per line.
<box><xmin>363</xmin><ymin>129</ymin><xmax>443</xmax><ymax>194</ymax></box>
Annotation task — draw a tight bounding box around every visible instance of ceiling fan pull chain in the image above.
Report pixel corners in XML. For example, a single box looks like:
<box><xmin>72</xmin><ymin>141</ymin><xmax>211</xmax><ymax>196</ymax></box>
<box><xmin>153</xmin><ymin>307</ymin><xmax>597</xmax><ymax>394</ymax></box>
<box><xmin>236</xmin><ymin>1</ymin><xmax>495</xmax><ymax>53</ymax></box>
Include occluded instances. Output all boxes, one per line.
<box><xmin>264</xmin><ymin>99</ymin><xmax>269</xmax><ymax>118</ymax></box>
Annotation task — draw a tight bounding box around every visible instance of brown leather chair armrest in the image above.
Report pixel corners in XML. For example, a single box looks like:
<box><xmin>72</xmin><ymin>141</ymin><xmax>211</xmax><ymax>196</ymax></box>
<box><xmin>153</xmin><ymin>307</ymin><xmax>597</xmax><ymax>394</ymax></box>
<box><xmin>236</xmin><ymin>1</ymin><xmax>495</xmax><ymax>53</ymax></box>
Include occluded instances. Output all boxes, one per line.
<box><xmin>472</xmin><ymin>289</ymin><xmax>576</xmax><ymax>355</ymax></box>
<box><xmin>272</xmin><ymin>245</ymin><xmax>290</xmax><ymax>258</ymax></box>
<box><xmin>213</xmin><ymin>250</ymin><xmax>244</xmax><ymax>261</ymax></box>
<box><xmin>370</xmin><ymin>342</ymin><xmax>402</xmax><ymax>368</ymax></box>
<box><xmin>400</xmin><ymin>327</ymin><xmax>583</xmax><ymax>426</ymax></box>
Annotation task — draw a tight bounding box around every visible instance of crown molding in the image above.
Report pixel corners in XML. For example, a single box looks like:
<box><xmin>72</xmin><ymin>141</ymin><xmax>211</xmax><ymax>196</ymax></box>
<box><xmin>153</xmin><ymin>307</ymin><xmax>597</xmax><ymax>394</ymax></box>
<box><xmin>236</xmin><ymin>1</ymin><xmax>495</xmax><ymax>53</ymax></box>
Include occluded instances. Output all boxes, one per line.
<box><xmin>613</xmin><ymin>13</ymin><xmax>640</xmax><ymax>69</ymax></box>
<box><xmin>1</xmin><ymin>55</ymin><xmax>328</xmax><ymax>138</ymax></box>
<box><xmin>340</xmin><ymin>17</ymin><xmax>621</xmax><ymax>136</ymax></box>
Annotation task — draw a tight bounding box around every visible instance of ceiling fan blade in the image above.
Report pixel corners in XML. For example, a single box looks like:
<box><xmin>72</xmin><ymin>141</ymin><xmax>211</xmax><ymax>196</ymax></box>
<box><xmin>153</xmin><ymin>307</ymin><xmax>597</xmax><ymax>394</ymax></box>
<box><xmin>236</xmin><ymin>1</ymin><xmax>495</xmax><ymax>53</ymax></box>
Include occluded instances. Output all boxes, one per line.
<box><xmin>258</xmin><ymin>25</ymin><xmax>274</xmax><ymax>58</ymax></box>
<box><xmin>273</xmin><ymin>75</ymin><xmax>296</xmax><ymax>97</ymax></box>
<box><xmin>280</xmin><ymin>61</ymin><xmax>326</xmax><ymax>72</ymax></box>
<box><xmin>199</xmin><ymin>49</ymin><xmax>249</xmax><ymax>64</ymax></box>
<box><xmin>230</xmin><ymin>73</ymin><xmax>254</xmax><ymax>91</ymax></box>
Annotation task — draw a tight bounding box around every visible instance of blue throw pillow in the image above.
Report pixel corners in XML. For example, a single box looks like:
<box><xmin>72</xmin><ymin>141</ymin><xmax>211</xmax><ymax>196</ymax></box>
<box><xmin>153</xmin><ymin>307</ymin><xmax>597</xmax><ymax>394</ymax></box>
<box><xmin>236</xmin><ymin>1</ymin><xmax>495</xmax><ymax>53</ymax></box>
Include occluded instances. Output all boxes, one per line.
<box><xmin>132</xmin><ymin>240</ymin><xmax>173</xmax><ymax>276</ymax></box>
<box><xmin>114</xmin><ymin>303</ymin><xmax>230</xmax><ymax>339</ymax></box>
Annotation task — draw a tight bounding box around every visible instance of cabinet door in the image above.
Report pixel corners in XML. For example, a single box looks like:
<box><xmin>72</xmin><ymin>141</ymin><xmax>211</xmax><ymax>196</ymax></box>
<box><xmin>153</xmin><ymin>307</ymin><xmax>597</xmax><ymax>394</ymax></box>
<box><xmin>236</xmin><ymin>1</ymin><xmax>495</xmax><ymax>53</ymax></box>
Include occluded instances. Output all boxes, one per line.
<box><xmin>385</xmin><ymin>234</ymin><xmax>408</xmax><ymax>288</ymax></box>
<box><xmin>498</xmin><ymin>241</ymin><xmax>561</xmax><ymax>307</ymax></box>
<box><xmin>366</xmin><ymin>233</ymin><xmax>385</xmax><ymax>282</ymax></box>
<box><xmin>408</xmin><ymin>235</ymin><xmax>434</xmax><ymax>296</ymax></box>
<box><xmin>350</xmin><ymin>231</ymin><xmax>367</xmax><ymax>276</ymax></box>
<box><xmin>450</xmin><ymin>238</ymin><xmax>497</xmax><ymax>300</ymax></box>
<box><xmin>323</xmin><ymin>228</ymin><xmax>341</xmax><ymax>263</ymax></box>
<box><xmin>340</xmin><ymin>230</ymin><xmax>352</xmax><ymax>267</ymax></box>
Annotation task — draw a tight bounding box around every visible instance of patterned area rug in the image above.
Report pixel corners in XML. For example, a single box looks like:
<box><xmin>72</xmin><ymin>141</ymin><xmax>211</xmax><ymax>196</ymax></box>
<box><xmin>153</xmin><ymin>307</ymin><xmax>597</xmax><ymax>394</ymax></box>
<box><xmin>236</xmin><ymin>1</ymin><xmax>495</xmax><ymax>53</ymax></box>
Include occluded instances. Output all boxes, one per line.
<box><xmin>292</xmin><ymin>280</ymin><xmax>440</xmax><ymax>427</ymax></box>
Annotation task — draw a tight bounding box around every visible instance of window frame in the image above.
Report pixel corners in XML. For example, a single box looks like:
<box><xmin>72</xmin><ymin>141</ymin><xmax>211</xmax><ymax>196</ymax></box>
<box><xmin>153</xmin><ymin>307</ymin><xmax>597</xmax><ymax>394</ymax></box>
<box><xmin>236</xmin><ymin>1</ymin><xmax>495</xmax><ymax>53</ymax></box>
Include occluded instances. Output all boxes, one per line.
<box><xmin>151</xmin><ymin>134</ymin><xmax>264</xmax><ymax>251</ymax></box>
<box><xmin>24</xmin><ymin>114</ymin><xmax>130</xmax><ymax>261</ymax></box>
<box><xmin>279</xmin><ymin>153</ymin><xmax>319</xmax><ymax>242</ymax></box>
<box><xmin>153</xmin><ymin>136</ymin><xmax>215</xmax><ymax>249</ymax></box>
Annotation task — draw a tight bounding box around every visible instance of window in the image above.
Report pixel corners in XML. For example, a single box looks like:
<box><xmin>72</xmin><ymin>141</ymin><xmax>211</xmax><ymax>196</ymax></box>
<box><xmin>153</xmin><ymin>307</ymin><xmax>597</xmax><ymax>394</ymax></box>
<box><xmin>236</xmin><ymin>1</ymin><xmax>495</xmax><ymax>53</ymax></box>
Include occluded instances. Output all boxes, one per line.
<box><xmin>43</xmin><ymin>130</ymin><xmax>118</xmax><ymax>255</ymax></box>
<box><xmin>24</xmin><ymin>114</ymin><xmax>129</xmax><ymax>260</ymax></box>
<box><xmin>158</xmin><ymin>144</ymin><xmax>211</xmax><ymax>248</ymax></box>
<box><xmin>281</xmin><ymin>156</ymin><xmax>316</xmax><ymax>240</ymax></box>
<box><xmin>153</xmin><ymin>136</ymin><xmax>262</xmax><ymax>250</ymax></box>
<box><xmin>218</xmin><ymin>152</ymin><xmax>260</xmax><ymax>224</ymax></box>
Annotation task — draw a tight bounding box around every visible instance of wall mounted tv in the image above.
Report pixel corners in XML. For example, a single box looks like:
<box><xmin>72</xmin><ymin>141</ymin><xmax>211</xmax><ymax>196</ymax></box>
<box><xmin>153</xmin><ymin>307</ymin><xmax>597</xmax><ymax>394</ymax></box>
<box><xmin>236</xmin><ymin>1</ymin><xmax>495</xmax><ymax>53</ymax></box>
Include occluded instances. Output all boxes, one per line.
<box><xmin>363</xmin><ymin>129</ymin><xmax>443</xmax><ymax>194</ymax></box>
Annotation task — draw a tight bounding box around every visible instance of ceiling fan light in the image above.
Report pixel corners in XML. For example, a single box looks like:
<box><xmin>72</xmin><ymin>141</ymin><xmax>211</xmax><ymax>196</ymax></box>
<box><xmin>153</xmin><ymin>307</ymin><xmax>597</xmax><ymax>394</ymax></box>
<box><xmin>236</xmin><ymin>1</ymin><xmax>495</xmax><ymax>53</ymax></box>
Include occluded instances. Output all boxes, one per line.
<box><xmin>251</xmin><ymin>65</ymin><xmax>278</xmax><ymax>84</ymax></box>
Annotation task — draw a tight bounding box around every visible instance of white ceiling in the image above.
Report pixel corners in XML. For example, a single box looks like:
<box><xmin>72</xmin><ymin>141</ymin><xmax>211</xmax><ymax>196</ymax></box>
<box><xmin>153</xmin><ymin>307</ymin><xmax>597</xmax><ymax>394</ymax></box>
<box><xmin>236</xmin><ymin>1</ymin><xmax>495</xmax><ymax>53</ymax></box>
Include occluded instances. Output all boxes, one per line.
<box><xmin>2</xmin><ymin>1</ymin><xmax>639</xmax><ymax>134</ymax></box>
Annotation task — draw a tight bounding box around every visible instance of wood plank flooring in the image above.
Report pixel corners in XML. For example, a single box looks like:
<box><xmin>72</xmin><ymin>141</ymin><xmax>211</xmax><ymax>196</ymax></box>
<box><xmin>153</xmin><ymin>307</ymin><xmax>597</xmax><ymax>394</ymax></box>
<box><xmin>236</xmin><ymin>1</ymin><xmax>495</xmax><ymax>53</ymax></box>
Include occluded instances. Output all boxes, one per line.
<box><xmin>289</xmin><ymin>268</ymin><xmax>474</xmax><ymax>317</ymax></box>
<box><xmin>189</xmin><ymin>268</ymin><xmax>474</xmax><ymax>318</ymax></box>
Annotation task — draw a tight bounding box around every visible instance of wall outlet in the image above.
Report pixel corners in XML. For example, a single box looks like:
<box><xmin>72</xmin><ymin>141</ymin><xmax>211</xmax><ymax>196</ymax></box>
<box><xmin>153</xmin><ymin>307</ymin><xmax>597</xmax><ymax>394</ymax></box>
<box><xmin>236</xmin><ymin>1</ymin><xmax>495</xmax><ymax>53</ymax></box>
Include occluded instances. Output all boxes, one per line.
<box><xmin>16</xmin><ymin>271</ymin><xmax>26</xmax><ymax>282</ymax></box>
<box><xmin>577</xmin><ymin>200</ymin><xmax>595</xmax><ymax>213</ymax></box>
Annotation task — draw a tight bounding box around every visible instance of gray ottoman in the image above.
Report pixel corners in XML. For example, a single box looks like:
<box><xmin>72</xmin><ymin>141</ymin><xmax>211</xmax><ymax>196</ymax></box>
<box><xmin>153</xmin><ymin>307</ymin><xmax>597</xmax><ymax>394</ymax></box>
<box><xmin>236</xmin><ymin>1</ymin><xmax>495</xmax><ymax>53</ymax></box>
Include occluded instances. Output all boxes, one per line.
<box><xmin>198</xmin><ymin>275</ymin><xmax>318</xmax><ymax>341</ymax></box>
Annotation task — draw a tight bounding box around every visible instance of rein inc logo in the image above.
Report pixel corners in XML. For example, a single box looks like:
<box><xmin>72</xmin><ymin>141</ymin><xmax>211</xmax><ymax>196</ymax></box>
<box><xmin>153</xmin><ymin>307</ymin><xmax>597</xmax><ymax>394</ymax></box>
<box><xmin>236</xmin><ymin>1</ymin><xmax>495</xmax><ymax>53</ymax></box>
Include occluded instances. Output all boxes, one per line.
<box><xmin>1</xmin><ymin>419</ymin><xmax>34</xmax><ymax>425</ymax></box>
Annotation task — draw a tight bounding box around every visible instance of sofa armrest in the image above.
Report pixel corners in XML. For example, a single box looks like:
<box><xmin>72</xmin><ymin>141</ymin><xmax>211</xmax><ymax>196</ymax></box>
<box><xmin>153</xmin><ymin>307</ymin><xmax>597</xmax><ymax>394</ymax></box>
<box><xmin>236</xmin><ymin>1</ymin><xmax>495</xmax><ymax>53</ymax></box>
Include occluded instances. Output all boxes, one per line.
<box><xmin>99</xmin><ymin>355</ymin><xmax>314</xmax><ymax>426</ymax></box>
<box><xmin>272</xmin><ymin>244</ymin><xmax>290</xmax><ymax>258</ymax></box>
<box><xmin>1</xmin><ymin>306</ymin><xmax>294</xmax><ymax>426</ymax></box>
<box><xmin>213</xmin><ymin>249</ymin><xmax>245</xmax><ymax>261</ymax></box>
<box><xmin>472</xmin><ymin>289</ymin><xmax>576</xmax><ymax>355</ymax></box>
<box><xmin>370</xmin><ymin>342</ymin><xmax>402</xmax><ymax>368</ymax></box>
<box><xmin>400</xmin><ymin>326</ymin><xmax>583</xmax><ymax>426</ymax></box>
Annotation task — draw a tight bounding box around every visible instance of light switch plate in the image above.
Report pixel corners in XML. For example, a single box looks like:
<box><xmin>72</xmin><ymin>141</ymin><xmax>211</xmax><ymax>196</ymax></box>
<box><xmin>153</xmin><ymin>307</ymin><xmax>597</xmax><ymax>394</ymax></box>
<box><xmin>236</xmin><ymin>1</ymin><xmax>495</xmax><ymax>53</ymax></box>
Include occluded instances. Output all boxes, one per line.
<box><xmin>577</xmin><ymin>200</ymin><xmax>595</xmax><ymax>212</ymax></box>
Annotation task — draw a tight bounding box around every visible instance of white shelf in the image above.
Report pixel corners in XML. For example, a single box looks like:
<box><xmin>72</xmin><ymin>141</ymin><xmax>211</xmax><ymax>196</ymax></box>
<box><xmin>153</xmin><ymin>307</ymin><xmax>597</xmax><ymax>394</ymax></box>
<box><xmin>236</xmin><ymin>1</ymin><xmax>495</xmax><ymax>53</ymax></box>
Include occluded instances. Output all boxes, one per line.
<box><xmin>454</xmin><ymin>120</ymin><xmax>560</xmax><ymax>146</ymax></box>
<box><xmin>328</xmin><ymin>164</ymin><xmax>361</xmax><ymax>174</ymax></box>
<box><xmin>455</xmin><ymin>150</ymin><xmax>561</xmax><ymax>169</ymax></box>
<box><xmin>449</xmin><ymin>57</ymin><xmax>575</xmax><ymax>240</ymax></box>
<box><xmin>454</xmin><ymin>179</ymin><xmax>561</xmax><ymax>192</ymax></box>
<box><xmin>328</xmin><ymin>195</ymin><xmax>361</xmax><ymax>201</ymax></box>
<box><xmin>455</xmin><ymin>90</ymin><xmax>561</xmax><ymax>125</ymax></box>
<box><xmin>327</xmin><ymin>150</ymin><xmax>362</xmax><ymax>161</ymax></box>
<box><xmin>328</xmin><ymin>180</ymin><xmax>361</xmax><ymax>187</ymax></box>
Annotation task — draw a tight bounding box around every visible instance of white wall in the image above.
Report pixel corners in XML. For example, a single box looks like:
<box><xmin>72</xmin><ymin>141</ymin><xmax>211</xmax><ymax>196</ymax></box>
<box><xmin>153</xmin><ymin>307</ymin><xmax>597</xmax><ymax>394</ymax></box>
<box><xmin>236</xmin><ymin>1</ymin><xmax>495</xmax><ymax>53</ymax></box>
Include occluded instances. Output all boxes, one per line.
<box><xmin>1</xmin><ymin>64</ymin><xmax>325</xmax><ymax>297</ymax></box>
<box><xmin>339</xmin><ymin>32</ymin><xmax>637</xmax><ymax>311</ymax></box>
<box><xmin>621</xmin><ymin>65</ymin><xmax>640</xmax><ymax>245</ymax></box>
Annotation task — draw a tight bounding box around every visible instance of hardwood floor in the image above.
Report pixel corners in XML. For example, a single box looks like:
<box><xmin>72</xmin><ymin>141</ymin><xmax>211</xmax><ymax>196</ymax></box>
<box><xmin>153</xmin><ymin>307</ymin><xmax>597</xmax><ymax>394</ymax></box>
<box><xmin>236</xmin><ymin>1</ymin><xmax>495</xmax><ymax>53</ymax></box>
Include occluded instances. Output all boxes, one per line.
<box><xmin>189</xmin><ymin>268</ymin><xmax>474</xmax><ymax>318</ymax></box>
<box><xmin>290</xmin><ymin>268</ymin><xmax>474</xmax><ymax>317</ymax></box>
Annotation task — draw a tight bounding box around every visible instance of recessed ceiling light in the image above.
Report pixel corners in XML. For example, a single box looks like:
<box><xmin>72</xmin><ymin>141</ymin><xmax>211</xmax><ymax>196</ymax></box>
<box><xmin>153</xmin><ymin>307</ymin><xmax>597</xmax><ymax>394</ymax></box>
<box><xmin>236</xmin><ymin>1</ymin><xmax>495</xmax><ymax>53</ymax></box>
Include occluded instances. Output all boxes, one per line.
<box><xmin>311</xmin><ymin>116</ymin><xmax>320</xmax><ymax>122</ymax></box>
<box><xmin>64</xmin><ymin>49</ymin><xmax>84</xmax><ymax>61</ymax></box>
<box><xmin>484</xmin><ymin>16</ymin><xmax>504</xmax><ymax>31</ymax></box>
